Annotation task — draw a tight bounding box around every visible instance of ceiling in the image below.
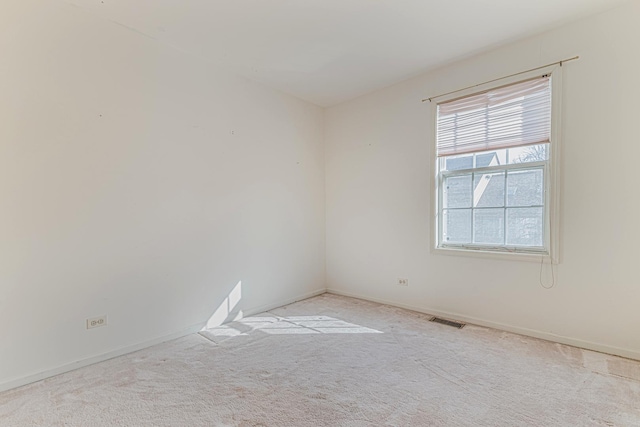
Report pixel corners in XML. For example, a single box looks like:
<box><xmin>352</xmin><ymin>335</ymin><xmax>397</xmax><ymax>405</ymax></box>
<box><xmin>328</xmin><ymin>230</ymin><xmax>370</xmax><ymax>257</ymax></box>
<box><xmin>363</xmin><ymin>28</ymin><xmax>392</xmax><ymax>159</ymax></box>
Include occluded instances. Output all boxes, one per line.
<box><xmin>64</xmin><ymin>0</ymin><xmax>629</xmax><ymax>107</ymax></box>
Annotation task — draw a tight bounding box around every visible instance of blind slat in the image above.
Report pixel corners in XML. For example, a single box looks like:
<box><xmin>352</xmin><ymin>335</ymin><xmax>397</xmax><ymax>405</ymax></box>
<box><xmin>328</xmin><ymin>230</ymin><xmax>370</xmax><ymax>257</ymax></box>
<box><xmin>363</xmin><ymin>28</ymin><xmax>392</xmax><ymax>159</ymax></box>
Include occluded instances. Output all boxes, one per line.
<box><xmin>436</xmin><ymin>77</ymin><xmax>551</xmax><ymax>157</ymax></box>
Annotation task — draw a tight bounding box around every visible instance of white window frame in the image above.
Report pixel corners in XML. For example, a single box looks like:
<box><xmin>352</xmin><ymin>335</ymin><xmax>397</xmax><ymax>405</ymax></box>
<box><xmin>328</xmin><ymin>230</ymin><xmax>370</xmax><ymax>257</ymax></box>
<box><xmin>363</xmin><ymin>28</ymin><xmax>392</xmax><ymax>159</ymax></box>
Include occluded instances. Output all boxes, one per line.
<box><xmin>429</xmin><ymin>66</ymin><xmax>562</xmax><ymax>262</ymax></box>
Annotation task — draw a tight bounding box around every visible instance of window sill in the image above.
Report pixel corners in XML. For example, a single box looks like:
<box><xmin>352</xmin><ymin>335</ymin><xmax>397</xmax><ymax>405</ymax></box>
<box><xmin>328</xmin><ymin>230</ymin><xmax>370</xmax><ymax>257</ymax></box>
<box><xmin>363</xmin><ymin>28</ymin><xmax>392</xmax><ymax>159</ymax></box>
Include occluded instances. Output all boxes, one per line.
<box><xmin>432</xmin><ymin>246</ymin><xmax>553</xmax><ymax>263</ymax></box>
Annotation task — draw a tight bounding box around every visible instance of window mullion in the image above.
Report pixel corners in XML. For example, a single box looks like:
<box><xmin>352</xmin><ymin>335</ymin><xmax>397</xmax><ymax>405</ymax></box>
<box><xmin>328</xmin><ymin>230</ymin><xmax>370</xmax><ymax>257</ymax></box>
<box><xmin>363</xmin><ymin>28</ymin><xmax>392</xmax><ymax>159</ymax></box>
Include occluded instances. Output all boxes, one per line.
<box><xmin>470</xmin><ymin>172</ymin><xmax>475</xmax><ymax>244</ymax></box>
<box><xmin>503</xmin><ymin>170</ymin><xmax>508</xmax><ymax>246</ymax></box>
<box><xmin>438</xmin><ymin>171</ymin><xmax>443</xmax><ymax>246</ymax></box>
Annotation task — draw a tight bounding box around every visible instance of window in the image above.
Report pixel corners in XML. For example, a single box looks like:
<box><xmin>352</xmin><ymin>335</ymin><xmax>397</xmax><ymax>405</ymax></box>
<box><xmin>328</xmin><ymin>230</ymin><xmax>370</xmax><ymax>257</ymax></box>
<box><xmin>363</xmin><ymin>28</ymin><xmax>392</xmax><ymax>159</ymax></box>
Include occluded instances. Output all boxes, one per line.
<box><xmin>434</xmin><ymin>74</ymin><xmax>559</xmax><ymax>257</ymax></box>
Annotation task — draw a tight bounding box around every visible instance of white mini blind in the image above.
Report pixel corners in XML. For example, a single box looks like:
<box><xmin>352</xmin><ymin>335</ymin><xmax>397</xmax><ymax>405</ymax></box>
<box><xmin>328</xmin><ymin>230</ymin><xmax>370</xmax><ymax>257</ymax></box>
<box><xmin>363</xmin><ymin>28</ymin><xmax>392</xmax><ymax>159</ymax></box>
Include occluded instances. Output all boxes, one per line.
<box><xmin>436</xmin><ymin>76</ymin><xmax>551</xmax><ymax>157</ymax></box>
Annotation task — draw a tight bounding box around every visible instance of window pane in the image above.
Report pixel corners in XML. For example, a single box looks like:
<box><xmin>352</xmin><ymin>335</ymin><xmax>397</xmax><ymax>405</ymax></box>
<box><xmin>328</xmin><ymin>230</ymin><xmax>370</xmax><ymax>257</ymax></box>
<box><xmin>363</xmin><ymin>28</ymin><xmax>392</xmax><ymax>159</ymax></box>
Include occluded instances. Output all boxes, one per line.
<box><xmin>508</xmin><ymin>144</ymin><xmax>548</xmax><ymax>164</ymax></box>
<box><xmin>474</xmin><ymin>172</ymin><xmax>505</xmax><ymax>207</ymax></box>
<box><xmin>507</xmin><ymin>169</ymin><xmax>543</xmax><ymax>207</ymax></box>
<box><xmin>506</xmin><ymin>207</ymin><xmax>543</xmax><ymax>246</ymax></box>
<box><xmin>474</xmin><ymin>209</ymin><xmax>504</xmax><ymax>245</ymax></box>
<box><xmin>444</xmin><ymin>154</ymin><xmax>473</xmax><ymax>171</ymax></box>
<box><xmin>444</xmin><ymin>175</ymin><xmax>472</xmax><ymax>208</ymax></box>
<box><xmin>443</xmin><ymin>209</ymin><xmax>471</xmax><ymax>243</ymax></box>
<box><xmin>476</xmin><ymin>149</ymin><xmax>506</xmax><ymax>168</ymax></box>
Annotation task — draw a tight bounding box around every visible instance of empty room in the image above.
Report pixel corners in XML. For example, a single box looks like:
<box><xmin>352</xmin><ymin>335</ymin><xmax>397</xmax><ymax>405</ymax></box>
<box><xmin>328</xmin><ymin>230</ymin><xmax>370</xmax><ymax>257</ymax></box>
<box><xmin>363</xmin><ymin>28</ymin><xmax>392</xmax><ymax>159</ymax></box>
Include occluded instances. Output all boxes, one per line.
<box><xmin>1</xmin><ymin>0</ymin><xmax>639</xmax><ymax>425</ymax></box>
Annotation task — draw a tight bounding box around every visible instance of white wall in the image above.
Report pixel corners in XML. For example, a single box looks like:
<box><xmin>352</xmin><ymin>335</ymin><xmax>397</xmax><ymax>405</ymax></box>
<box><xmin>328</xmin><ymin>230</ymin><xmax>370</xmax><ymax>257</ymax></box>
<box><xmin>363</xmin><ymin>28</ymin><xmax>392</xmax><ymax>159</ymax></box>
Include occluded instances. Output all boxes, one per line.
<box><xmin>0</xmin><ymin>0</ymin><xmax>325</xmax><ymax>389</ymax></box>
<box><xmin>326</xmin><ymin>1</ymin><xmax>640</xmax><ymax>360</ymax></box>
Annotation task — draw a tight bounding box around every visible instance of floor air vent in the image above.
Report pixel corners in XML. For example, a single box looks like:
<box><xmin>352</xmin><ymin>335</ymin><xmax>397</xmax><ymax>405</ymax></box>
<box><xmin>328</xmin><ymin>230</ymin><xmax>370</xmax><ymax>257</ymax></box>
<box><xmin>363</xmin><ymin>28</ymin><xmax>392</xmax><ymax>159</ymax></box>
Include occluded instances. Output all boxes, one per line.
<box><xmin>430</xmin><ymin>317</ymin><xmax>465</xmax><ymax>329</ymax></box>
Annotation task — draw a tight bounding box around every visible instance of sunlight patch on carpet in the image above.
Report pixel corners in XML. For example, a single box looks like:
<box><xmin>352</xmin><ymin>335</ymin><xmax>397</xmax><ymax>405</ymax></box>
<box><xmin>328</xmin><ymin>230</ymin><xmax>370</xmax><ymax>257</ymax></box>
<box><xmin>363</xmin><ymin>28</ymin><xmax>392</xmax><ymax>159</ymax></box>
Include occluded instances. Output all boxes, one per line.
<box><xmin>199</xmin><ymin>314</ymin><xmax>381</xmax><ymax>342</ymax></box>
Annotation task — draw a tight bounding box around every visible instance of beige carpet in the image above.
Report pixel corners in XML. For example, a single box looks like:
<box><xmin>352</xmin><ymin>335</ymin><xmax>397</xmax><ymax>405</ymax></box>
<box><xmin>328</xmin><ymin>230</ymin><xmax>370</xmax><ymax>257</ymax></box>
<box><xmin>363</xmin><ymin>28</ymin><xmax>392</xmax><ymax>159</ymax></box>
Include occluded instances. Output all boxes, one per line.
<box><xmin>1</xmin><ymin>294</ymin><xmax>639</xmax><ymax>426</ymax></box>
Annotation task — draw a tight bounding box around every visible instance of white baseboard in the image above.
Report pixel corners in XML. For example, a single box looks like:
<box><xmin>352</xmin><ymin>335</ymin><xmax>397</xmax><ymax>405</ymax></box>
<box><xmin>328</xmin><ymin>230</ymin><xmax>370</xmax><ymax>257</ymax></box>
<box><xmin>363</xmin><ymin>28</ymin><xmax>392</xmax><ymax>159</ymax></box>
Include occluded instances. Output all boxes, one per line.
<box><xmin>0</xmin><ymin>287</ymin><xmax>328</xmax><ymax>394</ymax></box>
<box><xmin>326</xmin><ymin>288</ymin><xmax>640</xmax><ymax>362</ymax></box>
<box><xmin>11</xmin><ymin>286</ymin><xmax>632</xmax><ymax>393</ymax></box>
<box><xmin>241</xmin><ymin>288</ymin><xmax>327</xmax><ymax>319</ymax></box>
<box><xmin>0</xmin><ymin>323</ymin><xmax>204</xmax><ymax>394</ymax></box>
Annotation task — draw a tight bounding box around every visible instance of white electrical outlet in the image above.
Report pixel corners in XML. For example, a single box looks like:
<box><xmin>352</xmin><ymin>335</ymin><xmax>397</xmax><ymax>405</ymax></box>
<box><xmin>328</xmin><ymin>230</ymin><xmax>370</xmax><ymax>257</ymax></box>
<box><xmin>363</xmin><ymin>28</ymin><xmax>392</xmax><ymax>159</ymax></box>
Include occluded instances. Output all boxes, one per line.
<box><xmin>86</xmin><ymin>315</ymin><xmax>107</xmax><ymax>330</ymax></box>
<box><xmin>397</xmin><ymin>278</ymin><xmax>409</xmax><ymax>286</ymax></box>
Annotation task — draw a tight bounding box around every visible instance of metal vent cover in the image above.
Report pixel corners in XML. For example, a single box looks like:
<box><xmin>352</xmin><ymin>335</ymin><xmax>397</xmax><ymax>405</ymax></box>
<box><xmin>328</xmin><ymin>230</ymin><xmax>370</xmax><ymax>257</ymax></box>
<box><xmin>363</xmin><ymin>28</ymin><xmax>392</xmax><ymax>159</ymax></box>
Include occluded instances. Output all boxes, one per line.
<box><xmin>430</xmin><ymin>317</ymin><xmax>465</xmax><ymax>329</ymax></box>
